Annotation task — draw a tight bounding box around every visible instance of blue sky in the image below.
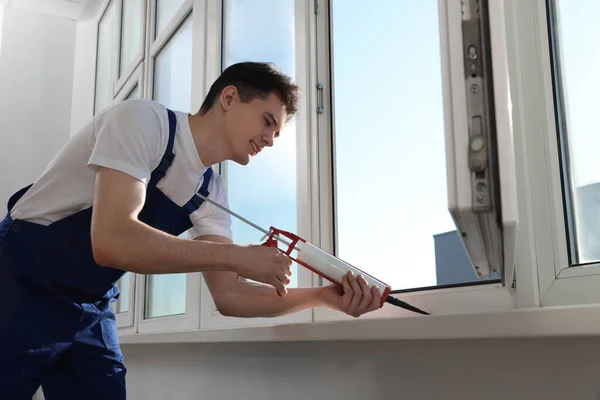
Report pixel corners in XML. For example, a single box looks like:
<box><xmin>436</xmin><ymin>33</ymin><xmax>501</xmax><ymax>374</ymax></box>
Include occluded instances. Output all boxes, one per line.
<box><xmin>554</xmin><ymin>0</ymin><xmax>600</xmax><ymax>189</ymax></box>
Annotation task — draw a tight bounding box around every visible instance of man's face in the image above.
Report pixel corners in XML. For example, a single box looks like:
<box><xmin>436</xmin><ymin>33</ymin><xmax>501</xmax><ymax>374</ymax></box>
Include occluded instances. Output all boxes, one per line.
<box><xmin>220</xmin><ymin>86</ymin><xmax>287</xmax><ymax>165</ymax></box>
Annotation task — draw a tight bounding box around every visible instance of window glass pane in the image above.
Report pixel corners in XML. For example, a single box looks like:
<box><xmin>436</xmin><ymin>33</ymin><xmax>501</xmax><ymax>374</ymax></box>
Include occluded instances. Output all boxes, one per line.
<box><xmin>549</xmin><ymin>0</ymin><xmax>600</xmax><ymax>265</ymax></box>
<box><xmin>222</xmin><ymin>0</ymin><xmax>298</xmax><ymax>287</ymax></box>
<box><xmin>115</xmin><ymin>273</ymin><xmax>130</xmax><ymax>313</ymax></box>
<box><xmin>330</xmin><ymin>0</ymin><xmax>498</xmax><ymax>291</ymax></box>
<box><xmin>146</xmin><ymin>17</ymin><xmax>193</xmax><ymax>319</ymax></box>
<box><xmin>153</xmin><ymin>17</ymin><xmax>193</xmax><ymax>112</ymax></box>
<box><xmin>95</xmin><ymin>0</ymin><xmax>118</xmax><ymax>114</ymax></box>
<box><xmin>120</xmin><ymin>0</ymin><xmax>142</xmax><ymax>77</ymax></box>
<box><xmin>156</xmin><ymin>0</ymin><xmax>186</xmax><ymax>39</ymax></box>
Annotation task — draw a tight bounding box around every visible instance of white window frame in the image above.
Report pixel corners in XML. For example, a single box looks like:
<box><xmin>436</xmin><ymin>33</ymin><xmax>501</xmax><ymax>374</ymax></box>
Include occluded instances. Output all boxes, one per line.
<box><xmin>113</xmin><ymin>0</ymin><xmax>147</xmax><ymax>96</ymax></box>
<box><xmin>508</xmin><ymin>0</ymin><xmax>600</xmax><ymax>308</ymax></box>
<box><xmin>198</xmin><ymin>0</ymin><xmax>314</xmax><ymax>329</ymax></box>
<box><xmin>115</xmin><ymin>60</ymin><xmax>144</xmax><ymax>102</ymax></box>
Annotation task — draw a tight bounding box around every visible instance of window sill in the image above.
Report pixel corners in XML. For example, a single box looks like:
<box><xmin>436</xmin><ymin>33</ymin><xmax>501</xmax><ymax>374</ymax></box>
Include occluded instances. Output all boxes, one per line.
<box><xmin>118</xmin><ymin>303</ymin><xmax>600</xmax><ymax>345</ymax></box>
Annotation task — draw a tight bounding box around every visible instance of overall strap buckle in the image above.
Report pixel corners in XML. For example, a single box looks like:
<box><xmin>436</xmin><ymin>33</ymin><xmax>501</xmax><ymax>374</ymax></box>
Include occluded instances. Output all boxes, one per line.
<box><xmin>184</xmin><ymin>168</ymin><xmax>213</xmax><ymax>214</ymax></box>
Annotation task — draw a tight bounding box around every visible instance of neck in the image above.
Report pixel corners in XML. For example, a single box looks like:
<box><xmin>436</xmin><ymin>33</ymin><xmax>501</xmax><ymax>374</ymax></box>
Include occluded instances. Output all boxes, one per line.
<box><xmin>187</xmin><ymin>110</ymin><xmax>230</xmax><ymax>167</ymax></box>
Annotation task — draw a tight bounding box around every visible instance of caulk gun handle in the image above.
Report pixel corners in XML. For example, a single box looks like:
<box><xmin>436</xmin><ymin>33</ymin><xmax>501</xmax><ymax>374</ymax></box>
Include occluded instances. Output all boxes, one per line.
<box><xmin>262</xmin><ymin>237</ymin><xmax>278</xmax><ymax>248</ymax></box>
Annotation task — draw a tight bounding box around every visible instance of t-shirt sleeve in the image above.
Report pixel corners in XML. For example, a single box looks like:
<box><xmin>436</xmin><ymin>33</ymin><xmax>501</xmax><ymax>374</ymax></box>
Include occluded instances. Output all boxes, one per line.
<box><xmin>87</xmin><ymin>100</ymin><xmax>166</xmax><ymax>185</ymax></box>
<box><xmin>189</xmin><ymin>173</ymin><xmax>233</xmax><ymax>240</ymax></box>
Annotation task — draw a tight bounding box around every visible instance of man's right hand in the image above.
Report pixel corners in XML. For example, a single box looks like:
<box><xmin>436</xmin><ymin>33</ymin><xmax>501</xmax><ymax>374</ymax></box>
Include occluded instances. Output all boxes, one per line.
<box><xmin>232</xmin><ymin>245</ymin><xmax>292</xmax><ymax>296</ymax></box>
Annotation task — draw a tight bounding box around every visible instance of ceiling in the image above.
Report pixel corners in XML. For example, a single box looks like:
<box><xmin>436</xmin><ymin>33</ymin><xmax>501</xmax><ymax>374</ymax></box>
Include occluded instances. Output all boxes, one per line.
<box><xmin>4</xmin><ymin>0</ymin><xmax>103</xmax><ymax>21</ymax></box>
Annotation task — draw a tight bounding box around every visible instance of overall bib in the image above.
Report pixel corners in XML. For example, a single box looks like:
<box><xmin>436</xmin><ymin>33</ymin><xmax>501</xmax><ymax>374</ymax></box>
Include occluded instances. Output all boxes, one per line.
<box><xmin>0</xmin><ymin>109</ymin><xmax>213</xmax><ymax>399</ymax></box>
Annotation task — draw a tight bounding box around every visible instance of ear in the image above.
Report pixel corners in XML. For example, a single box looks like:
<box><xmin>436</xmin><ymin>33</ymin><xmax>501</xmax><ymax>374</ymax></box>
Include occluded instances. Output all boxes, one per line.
<box><xmin>219</xmin><ymin>85</ymin><xmax>238</xmax><ymax>111</ymax></box>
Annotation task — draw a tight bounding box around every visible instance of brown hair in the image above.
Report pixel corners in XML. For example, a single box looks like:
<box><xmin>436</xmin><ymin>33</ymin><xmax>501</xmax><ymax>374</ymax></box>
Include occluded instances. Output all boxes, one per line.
<box><xmin>199</xmin><ymin>62</ymin><xmax>300</xmax><ymax>120</ymax></box>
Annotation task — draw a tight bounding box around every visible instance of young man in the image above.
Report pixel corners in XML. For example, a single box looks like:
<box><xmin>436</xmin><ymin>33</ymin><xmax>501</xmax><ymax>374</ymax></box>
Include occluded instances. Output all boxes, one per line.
<box><xmin>0</xmin><ymin>62</ymin><xmax>382</xmax><ymax>399</ymax></box>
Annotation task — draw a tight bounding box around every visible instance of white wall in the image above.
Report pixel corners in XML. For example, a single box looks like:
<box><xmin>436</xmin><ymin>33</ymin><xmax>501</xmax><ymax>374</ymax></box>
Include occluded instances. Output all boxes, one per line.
<box><xmin>122</xmin><ymin>338</ymin><xmax>600</xmax><ymax>400</ymax></box>
<box><xmin>0</xmin><ymin>5</ymin><xmax>76</xmax><ymax>210</ymax></box>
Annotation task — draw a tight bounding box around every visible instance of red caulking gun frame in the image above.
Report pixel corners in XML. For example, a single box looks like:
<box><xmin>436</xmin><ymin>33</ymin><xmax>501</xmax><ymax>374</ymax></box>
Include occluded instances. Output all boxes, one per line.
<box><xmin>196</xmin><ymin>193</ymin><xmax>429</xmax><ymax>316</ymax></box>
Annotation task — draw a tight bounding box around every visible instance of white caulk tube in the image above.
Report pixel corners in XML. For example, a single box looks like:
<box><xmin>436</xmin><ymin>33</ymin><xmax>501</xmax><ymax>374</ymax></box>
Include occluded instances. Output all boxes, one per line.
<box><xmin>294</xmin><ymin>241</ymin><xmax>392</xmax><ymax>307</ymax></box>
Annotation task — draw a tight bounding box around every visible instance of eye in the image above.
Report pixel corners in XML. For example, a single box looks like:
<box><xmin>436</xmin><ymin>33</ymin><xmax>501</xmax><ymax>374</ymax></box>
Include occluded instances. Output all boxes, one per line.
<box><xmin>263</xmin><ymin>116</ymin><xmax>271</xmax><ymax>126</ymax></box>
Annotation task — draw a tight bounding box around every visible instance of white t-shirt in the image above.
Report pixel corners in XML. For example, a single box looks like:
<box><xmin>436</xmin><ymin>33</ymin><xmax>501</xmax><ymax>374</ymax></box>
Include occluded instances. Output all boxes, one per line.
<box><xmin>10</xmin><ymin>99</ymin><xmax>232</xmax><ymax>240</ymax></box>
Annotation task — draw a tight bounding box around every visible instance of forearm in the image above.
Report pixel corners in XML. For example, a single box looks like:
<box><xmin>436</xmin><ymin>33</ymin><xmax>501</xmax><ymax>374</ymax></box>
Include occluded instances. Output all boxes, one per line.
<box><xmin>92</xmin><ymin>219</ymin><xmax>237</xmax><ymax>274</ymax></box>
<box><xmin>217</xmin><ymin>280</ymin><xmax>327</xmax><ymax>318</ymax></box>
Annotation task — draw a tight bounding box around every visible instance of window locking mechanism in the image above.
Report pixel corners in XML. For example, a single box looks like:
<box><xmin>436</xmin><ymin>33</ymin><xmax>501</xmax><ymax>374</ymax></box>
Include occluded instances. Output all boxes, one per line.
<box><xmin>462</xmin><ymin>0</ymin><xmax>494</xmax><ymax>212</ymax></box>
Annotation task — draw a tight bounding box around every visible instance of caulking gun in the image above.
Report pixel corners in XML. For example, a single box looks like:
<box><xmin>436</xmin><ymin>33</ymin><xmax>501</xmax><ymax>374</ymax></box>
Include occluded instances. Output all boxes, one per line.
<box><xmin>196</xmin><ymin>193</ymin><xmax>429</xmax><ymax>316</ymax></box>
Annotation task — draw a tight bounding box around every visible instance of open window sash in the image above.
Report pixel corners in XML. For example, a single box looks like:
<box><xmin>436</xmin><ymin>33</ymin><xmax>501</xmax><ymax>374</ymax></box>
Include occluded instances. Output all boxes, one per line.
<box><xmin>439</xmin><ymin>0</ymin><xmax>518</xmax><ymax>288</ymax></box>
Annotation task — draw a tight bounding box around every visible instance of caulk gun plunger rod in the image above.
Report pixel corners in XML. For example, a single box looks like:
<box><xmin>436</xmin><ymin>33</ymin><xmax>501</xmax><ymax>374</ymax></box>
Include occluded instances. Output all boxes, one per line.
<box><xmin>194</xmin><ymin>193</ymin><xmax>299</xmax><ymax>251</ymax></box>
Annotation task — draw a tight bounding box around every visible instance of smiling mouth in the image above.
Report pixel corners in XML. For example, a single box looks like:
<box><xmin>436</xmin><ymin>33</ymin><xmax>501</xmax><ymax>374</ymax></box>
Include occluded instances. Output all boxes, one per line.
<box><xmin>250</xmin><ymin>141</ymin><xmax>260</xmax><ymax>155</ymax></box>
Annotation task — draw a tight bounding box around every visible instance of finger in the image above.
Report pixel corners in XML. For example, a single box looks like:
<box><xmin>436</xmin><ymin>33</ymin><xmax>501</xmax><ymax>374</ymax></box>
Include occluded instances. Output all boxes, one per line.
<box><xmin>276</xmin><ymin>250</ymin><xmax>293</xmax><ymax>266</ymax></box>
<box><xmin>275</xmin><ymin>252</ymin><xmax>292</xmax><ymax>274</ymax></box>
<box><xmin>279</xmin><ymin>254</ymin><xmax>292</xmax><ymax>276</ymax></box>
<box><xmin>341</xmin><ymin>273</ymin><xmax>353</xmax><ymax>309</ymax></box>
<box><xmin>277</xmin><ymin>270</ymin><xmax>291</xmax><ymax>285</ymax></box>
<box><xmin>369</xmin><ymin>285</ymin><xmax>382</xmax><ymax>311</ymax></box>
<box><xmin>348</xmin><ymin>273</ymin><xmax>363</xmax><ymax>316</ymax></box>
<box><xmin>272</xmin><ymin>277</ymin><xmax>287</xmax><ymax>297</ymax></box>
<box><xmin>355</xmin><ymin>275</ymin><xmax>373</xmax><ymax>314</ymax></box>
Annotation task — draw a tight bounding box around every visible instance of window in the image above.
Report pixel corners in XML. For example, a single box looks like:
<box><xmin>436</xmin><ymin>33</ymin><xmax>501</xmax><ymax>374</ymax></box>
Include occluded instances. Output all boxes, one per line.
<box><xmin>109</xmin><ymin>63</ymin><xmax>144</xmax><ymax>325</ymax></box>
<box><xmin>525</xmin><ymin>0</ymin><xmax>600</xmax><ymax>306</ymax></box>
<box><xmin>92</xmin><ymin>0</ymin><xmax>198</xmax><ymax>331</ymax></box>
<box><xmin>156</xmin><ymin>0</ymin><xmax>187</xmax><ymax>39</ymax></box>
<box><xmin>95</xmin><ymin>0</ymin><xmax>144</xmax><ymax>115</ymax></box>
<box><xmin>152</xmin><ymin>16</ymin><xmax>193</xmax><ymax>112</ymax></box>
<box><xmin>321</xmin><ymin>0</ymin><xmax>501</xmax><ymax>292</ymax></box>
<box><xmin>145</xmin><ymin>15</ymin><xmax>193</xmax><ymax>320</ymax></box>
<box><xmin>94</xmin><ymin>0</ymin><xmax>143</xmax><ymax>328</ymax></box>
<box><xmin>199</xmin><ymin>0</ymin><xmax>313</xmax><ymax>329</ymax></box>
<box><xmin>89</xmin><ymin>0</ymin><xmax>600</xmax><ymax>341</ymax></box>
<box><xmin>94</xmin><ymin>0</ymin><xmax>118</xmax><ymax>114</ymax></box>
<box><xmin>117</xmin><ymin>0</ymin><xmax>144</xmax><ymax>88</ymax></box>
<box><xmin>548</xmin><ymin>0</ymin><xmax>600</xmax><ymax>266</ymax></box>
<box><xmin>221</xmin><ymin>0</ymin><xmax>299</xmax><ymax>288</ymax></box>
<box><xmin>115</xmin><ymin>274</ymin><xmax>130</xmax><ymax>312</ymax></box>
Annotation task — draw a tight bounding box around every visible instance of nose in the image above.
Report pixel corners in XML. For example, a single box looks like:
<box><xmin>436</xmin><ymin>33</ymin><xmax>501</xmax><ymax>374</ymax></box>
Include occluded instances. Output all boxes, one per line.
<box><xmin>261</xmin><ymin>133</ymin><xmax>274</xmax><ymax>148</ymax></box>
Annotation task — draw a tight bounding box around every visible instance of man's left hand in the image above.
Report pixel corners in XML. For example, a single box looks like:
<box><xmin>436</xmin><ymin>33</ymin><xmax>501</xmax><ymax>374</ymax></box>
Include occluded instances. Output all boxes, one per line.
<box><xmin>319</xmin><ymin>271</ymin><xmax>382</xmax><ymax>318</ymax></box>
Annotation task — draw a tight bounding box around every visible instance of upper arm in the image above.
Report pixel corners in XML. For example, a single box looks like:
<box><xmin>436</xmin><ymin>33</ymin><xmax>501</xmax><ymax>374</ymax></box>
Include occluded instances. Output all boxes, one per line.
<box><xmin>88</xmin><ymin>100</ymin><xmax>166</xmax><ymax>185</ymax></box>
<box><xmin>91</xmin><ymin>166</ymin><xmax>147</xmax><ymax>265</ymax></box>
<box><xmin>87</xmin><ymin>100</ymin><xmax>165</xmax><ymax>264</ymax></box>
<box><xmin>189</xmin><ymin>173</ymin><xmax>233</xmax><ymax>240</ymax></box>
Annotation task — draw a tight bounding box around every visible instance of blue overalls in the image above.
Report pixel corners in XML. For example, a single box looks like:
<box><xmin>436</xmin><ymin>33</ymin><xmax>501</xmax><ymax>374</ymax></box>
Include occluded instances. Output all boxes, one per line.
<box><xmin>0</xmin><ymin>109</ymin><xmax>213</xmax><ymax>399</ymax></box>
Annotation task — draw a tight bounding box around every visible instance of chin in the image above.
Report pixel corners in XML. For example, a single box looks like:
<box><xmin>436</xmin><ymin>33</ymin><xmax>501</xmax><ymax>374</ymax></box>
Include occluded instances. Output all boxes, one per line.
<box><xmin>233</xmin><ymin>154</ymin><xmax>251</xmax><ymax>166</ymax></box>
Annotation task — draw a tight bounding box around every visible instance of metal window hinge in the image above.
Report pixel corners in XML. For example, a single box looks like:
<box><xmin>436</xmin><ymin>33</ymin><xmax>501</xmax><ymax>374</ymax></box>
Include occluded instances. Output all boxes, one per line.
<box><xmin>316</xmin><ymin>83</ymin><xmax>324</xmax><ymax>113</ymax></box>
<box><xmin>314</xmin><ymin>0</ymin><xmax>319</xmax><ymax>15</ymax></box>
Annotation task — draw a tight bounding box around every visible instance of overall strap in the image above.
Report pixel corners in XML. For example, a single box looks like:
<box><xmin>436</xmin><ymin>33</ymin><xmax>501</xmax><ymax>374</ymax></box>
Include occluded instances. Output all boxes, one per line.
<box><xmin>7</xmin><ymin>184</ymin><xmax>33</xmax><ymax>212</ymax></box>
<box><xmin>183</xmin><ymin>167</ymin><xmax>213</xmax><ymax>214</ymax></box>
<box><xmin>148</xmin><ymin>109</ymin><xmax>177</xmax><ymax>187</ymax></box>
